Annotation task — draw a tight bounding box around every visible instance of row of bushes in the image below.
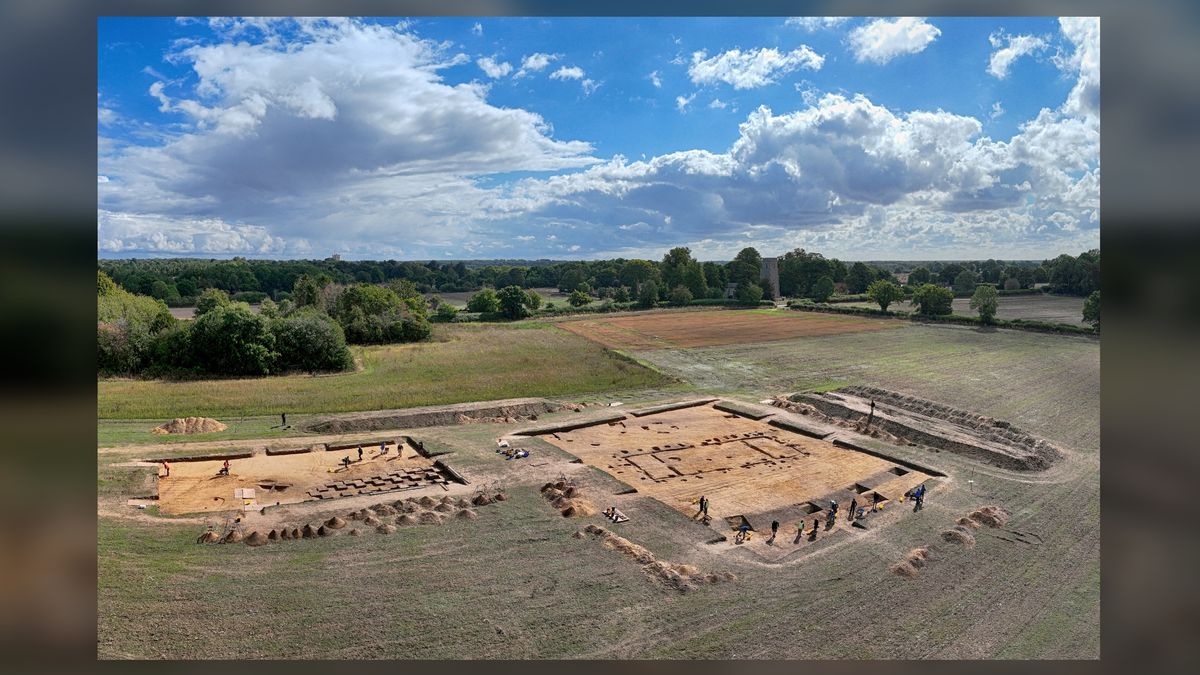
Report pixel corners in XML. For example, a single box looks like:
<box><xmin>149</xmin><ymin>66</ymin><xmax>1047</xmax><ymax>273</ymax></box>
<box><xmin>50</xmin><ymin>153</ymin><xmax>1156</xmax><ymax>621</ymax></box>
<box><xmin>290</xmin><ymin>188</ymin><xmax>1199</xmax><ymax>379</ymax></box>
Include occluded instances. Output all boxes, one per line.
<box><xmin>786</xmin><ymin>300</ymin><xmax>1098</xmax><ymax>335</ymax></box>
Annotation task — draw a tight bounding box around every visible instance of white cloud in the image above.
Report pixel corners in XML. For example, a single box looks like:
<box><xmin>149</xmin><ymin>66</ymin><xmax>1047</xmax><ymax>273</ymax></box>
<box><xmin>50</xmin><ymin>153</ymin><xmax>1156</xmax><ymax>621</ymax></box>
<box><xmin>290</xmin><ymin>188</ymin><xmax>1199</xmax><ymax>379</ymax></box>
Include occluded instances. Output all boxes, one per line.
<box><xmin>1056</xmin><ymin>17</ymin><xmax>1100</xmax><ymax>119</ymax></box>
<box><xmin>785</xmin><ymin>17</ymin><xmax>850</xmax><ymax>32</ymax></box>
<box><xmin>97</xmin><ymin>175</ymin><xmax>110</xmax><ymax>183</ymax></box>
<box><xmin>476</xmin><ymin>56</ymin><xmax>512</xmax><ymax>79</ymax></box>
<box><xmin>848</xmin><ymin>17</ymin><xmax>941</xmax><ymax>64</ymax></box>
<box><xmin>991</xmin><ymin>101</ymin><xmax>1005</xmax><ymax>119</ymax></box>
<box><xmin>689</xmin><ymin>46</ymin><xmax>824</xmax><ymax>90</ymax></box>
<box><xmin>675</xmin><ymin>92</ymin><xmax>696</xmax><ymax>112</ymax></box>
<box><xmin>709</xmin><ymin>98</ymin><xmax>728</xmax><ymax>109</ymax></box>
<box><xmin>582</xmin><ymin>79</ymin><xmax>600</xmax><ymax>96</ymax></box>
<box><xmin>549</xmin><ymin>65</ymin><xmax>584</xmax><ymax>80</ymax></box>
<box><xmin>471</xmin><ymin>22</ymin><xmax>483</xmax><ymax>36</ymax></box>
<box><xmin>515</xmin><ymin>52</ymin><xmax>558</xmax><ymax>77</ymax></box>
<box><xmin>648</xmin><ymin>70</ymin><xmax>662</xmax><ymax>88</ymax></box>
<box><xmin>97</xmin><ymin>209</ymin><xmax>303</xmax><ymax>255</ymax></box>
<box><xmin>987</xmin><ymin>32</ymin><xmax>1048</xmax><ymax>79</ymax></box>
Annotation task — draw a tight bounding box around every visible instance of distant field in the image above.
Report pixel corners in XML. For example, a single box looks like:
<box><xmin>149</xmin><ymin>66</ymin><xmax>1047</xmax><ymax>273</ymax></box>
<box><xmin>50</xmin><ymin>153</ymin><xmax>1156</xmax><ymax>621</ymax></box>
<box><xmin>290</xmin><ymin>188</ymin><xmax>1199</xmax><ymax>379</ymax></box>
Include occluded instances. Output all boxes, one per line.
<box><xmin>559</xmin><ymin>309</ymin><xmax>898</xmax><ymax>349</ymax></box>
<box><xmin>97</xmin><ymin>323</ymin><xmax>670</xmax><ymax>420</ymax></box>
<box><xmin>430</xmin><ymin>287</ymin><xmax>581</xmax><ymax>309</ymax></box>
<box><xmin>840</xmin><ymin>294</ymin><xmax>1087</xmax><ymax>326</ymax></box>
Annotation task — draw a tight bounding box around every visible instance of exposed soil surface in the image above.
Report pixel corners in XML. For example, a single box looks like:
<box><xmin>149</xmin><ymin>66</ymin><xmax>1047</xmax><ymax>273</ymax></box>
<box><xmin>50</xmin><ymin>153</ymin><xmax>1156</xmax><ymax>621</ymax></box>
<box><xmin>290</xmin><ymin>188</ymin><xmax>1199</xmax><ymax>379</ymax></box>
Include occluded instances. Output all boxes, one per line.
<box><xmin>559</xmin><ymin>310</ymin><xmax>897</xmax><ymax>349</ymax></box>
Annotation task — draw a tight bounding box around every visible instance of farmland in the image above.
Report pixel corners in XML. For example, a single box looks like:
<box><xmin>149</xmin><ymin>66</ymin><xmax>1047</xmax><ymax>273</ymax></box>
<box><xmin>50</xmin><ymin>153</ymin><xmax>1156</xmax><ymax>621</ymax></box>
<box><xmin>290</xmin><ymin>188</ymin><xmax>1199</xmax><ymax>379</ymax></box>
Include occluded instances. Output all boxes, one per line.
<box><xmin>840</xmin><ymin>293</ymin><xmax>1088</xmax><ymax>326</ymax></box>
<box><xmin>98</xmin><ymin>309</ymin><xmax>1099</xmax><ymax>659</ymax></box>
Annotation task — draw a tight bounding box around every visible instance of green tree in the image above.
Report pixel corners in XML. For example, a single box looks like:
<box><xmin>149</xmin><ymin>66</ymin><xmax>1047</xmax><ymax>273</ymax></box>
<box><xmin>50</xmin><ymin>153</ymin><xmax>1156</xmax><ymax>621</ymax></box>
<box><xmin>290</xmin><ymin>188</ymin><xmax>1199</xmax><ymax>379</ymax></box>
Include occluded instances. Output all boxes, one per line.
<box><xmin>846</xmin><ymin>262</ymin><xmax>874</xmax><ymax>294</ymax></box>
<box><xmin>970</xmin><ymin>284</ymin><xmax>999</xmax><ymax>324</ymax></box>
<box><xmin>953</xmin><ymin>270</ymin><xmax>979</xmax><ymax>295</ymax></box>
<box><xmin>661</xmin><ymin>247</ymin><xmax>697</xmax><ymax>291</ymax></box>
<box><xmin>436</xmin><ymin>303</ymin><xmax>459</xmax><ymax>321</ymax></box>
<box><xmin>272</xmin><ymin>309</ymin><xmax>354</xmax><ymax>373</ymax></box>
<box><xmin>1082</xmin><ymin>290</ymin><xmax>1100</xmax><ymax>327</ymax></box>
<box><xmin>568</xmin><ymin>289</ymin><xmax>591</xmax><ymax>307</ymax></box>
<box><xmin>466</xmin><ymin>288</ymin><xmax>500</xmax><ymax>313</ymax></box>
<box><xmin>910</xmin><ymin>283</ymin><xmax>954</xmax><ymax>315</ymax></box>
<box><xmin>558</xmin><ymin>267</ymin><xmax>587</xmax><ymax>293</ymax></box>
<box><xmin>681</xmin><ymin>262</ymin><xmax>709</xmax><ymax>298</ymax></box>
<box><xmin>736</xmin><ymin>282</ymin><xmax>764</xmax><ymax>305</ymax></box>
<box><xmin>907</xmin><ymin>267</ymin><xmax>931</xmax><ymax>286</ymax></box>
<box><xmin>524</xmin><ymin>289</ymin><xmax>543</xmax><ymax>312</ymax></box>
<box><xmin>613</xmin><ymin>286</ymin><xmax>631</xmax><ymax>302</ymax></box>
<box><xmin>619</xmin><ymin>259</ymin><xmax>660</xmax><ymax>289</ymax></box>
<box><xmin>668</xmin><ymin>285</ymin><xmax>693</xmax><ymax>307</ymax></box>
<box><xmin>189</xmin><ymin>303</ymin><xmax>278</xmax><ymax>375</ymax></box>
<box><xmin>194</xmin><ymin>288</ymin><xmax>231</xmax><ymax>317</ymax></box>
<box><xmin>637</xmin><ymin>280</ymin><xmax>659</xmax><ymax>308</ymax></box>
<box><xmin>866</xmin><ymin>279</ymin><xmax>904</xmax><ymax>311</ymax></box>
<box><xmin>497</xmin><ymin>285</ymin><xmax>536</xmax><ymax>319</ymax></box>
<box><xmin>97</xmin><ymin>270</ymin><xmax>119</xmax><ymax>296</ymax></box>
<box><xmin>810</xmin><ymin>276</ymin><xmax>836</xmax><ymax>302</ymax></box>
<box><xmin>292</xmin><ymin>274</ymin><xmax>328</xmax><ymax>309</ymax></box>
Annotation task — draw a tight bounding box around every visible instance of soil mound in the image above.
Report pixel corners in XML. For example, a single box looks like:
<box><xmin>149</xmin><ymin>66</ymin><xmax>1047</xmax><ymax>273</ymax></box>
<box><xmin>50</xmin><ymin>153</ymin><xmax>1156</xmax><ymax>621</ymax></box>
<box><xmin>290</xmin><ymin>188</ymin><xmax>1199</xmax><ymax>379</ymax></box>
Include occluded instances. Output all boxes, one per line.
<box><xmin>941</xmin><ymin>526</ymin><xmax>976</xmax><ymax>548</ymax></box>
<box><xmin>374</xmin><ymin>504</ymin><xmax>397</xmax><ymax>516</ymax></box>
<box><xmin>561</xmin><ymin>501</ymin><xmax>596</xmax><ymax>517</ymax></box>
<box><xmin>317</xmin><ymin>525</ymin><xmax>331</xmax><ymax>537</ymax></box>
<box><xmin>396</xmin><ymin>514</ymin><xmax>419</xmax><ymax>526</ymax></box>
<box><xmin>891</xmin><ymin>561</ymin><xmax>918</xmax><ymax>579</ymax></box>
<box><xmin>267</xmin><ymin>529</ymin><xmax>279</xmax><ymax>541</ymax></box>
<box><xmin>196</xmin><ymin>531</ymin><xmax>220</xmax><ymax>544</ymax></box>
<box><xmin>364</xmin><ymin>516</ymin><xmax>382</xmax><ymax>527</ymax></box>
<box><xmin>572</xmin><ymin>530</ymin><xmax>586</xmax><ymax>539</ymax></box>
<box><xmin>455</xmin><ymin>498</ymin><xmax>472</xmax><ymax>509</ymax></box>
<box><xmin>439</xmin><ymin>495</ymin><xmax>455</xmax><ymax>504</ymax></box>
<box><xmin>280</xmin><ymin>528</ymin><xmax>292</xmax><ymax>540</ymax></box>
<box><xmin>968</xmin><ymin>505</ymin><xmax>1010</xmax><ymax>528</ymax></box>
<box><xmin>301</xmin><ymin>524</ymin><xmax>318</xmax><ymax>539</ymax></box>
<box><xmin>472</xmin><ymin>494</ymin><xmax>495</xmax><ymax>506</ymax></box>
<box><xmin>377</xmin><ymin>524</ymin><xmax>396</xmax><ymax>534</ymax></box>
<box><xmin>398</xmin><ymin>501</ymin><xmax>421</xmax><ymax>513</ymax></box>
<box><xmin>957</xmin><ymin>517</ymin><xmax>981</xmax><ymax>529</ymax></box>
<box><xmin>494</xmin><ymin>492</ymin><xmax>508</xmax><ymax>502</ymax></box>
<box><xmin>221</xmin><ymin>530</ymin><xmax>244</xmax><ymax>544</ymax></box>
<box><xmin>418</xmin><ymin>496</ymin><xmax>437</xmax><ymax>507</ymax></box>
<box><xmin>290</xmin><ymin>528</ymin><xmax>301</xmax><ymax>540</ymax></box>
<box><xmin>244</xmin><ymin>531</ymin><xmax>268</xmax><ymax>546</ymax></box>
<box><xmin>326</xmin><ymin>516</ymin><xmax>347</xmax><ymax>529</ymax></box>
<box><xmin>418</xmin><ymin>511</ymin><xmax>445</xmax><ymax>525</ymax></box>
<box><xmin>151</xmin><ymin>416</ymin><xmax>227</xmax><ymax>435</ymax></box>
<box><xmin>349</xmin><ymin>528</ymin><xmax>361</xmax><ymax>536</ymax></box>
<box><xmin>454</xmin><ymin>509</ymin><xmax>479</xmax><ymax>521</ymax></box>
<box><xmin>351</xmin><ymin>508</ymin><xmax>375</xmax><ymax>521</ymax></box>
<box><xmin>434</xmin><ymin>502</ymin><xmax>457</xmax><ymax>513</ymax></box>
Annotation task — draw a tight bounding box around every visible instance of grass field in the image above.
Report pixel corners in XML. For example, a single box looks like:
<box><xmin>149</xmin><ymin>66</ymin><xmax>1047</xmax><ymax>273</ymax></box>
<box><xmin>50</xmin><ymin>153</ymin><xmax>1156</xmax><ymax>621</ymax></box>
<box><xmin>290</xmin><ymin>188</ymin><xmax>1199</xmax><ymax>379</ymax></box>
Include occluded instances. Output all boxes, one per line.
<box><xmin>98</xmin><ymin>313</ymin><xmax>1099</xmax><ymax>659</ymax></box>
<box><xmin>98</xmin><ymin>323</ymin><xmax>671</xmax><ymax>420</ymax></box>
<box><xmin>840</xmin><ymin>294</ymin><xmax>1088</xmax><ymax>326</ymax></box>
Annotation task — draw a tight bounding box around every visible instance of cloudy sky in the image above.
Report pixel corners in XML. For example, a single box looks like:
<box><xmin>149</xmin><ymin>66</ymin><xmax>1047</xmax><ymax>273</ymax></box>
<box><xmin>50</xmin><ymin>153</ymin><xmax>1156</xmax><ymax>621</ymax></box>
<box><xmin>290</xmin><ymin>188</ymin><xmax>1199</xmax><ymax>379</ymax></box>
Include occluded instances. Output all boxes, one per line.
<box><xmin>97</xmin><ymin>16</ymin><xmax>1099</xmax><ymax>261</ymax></box>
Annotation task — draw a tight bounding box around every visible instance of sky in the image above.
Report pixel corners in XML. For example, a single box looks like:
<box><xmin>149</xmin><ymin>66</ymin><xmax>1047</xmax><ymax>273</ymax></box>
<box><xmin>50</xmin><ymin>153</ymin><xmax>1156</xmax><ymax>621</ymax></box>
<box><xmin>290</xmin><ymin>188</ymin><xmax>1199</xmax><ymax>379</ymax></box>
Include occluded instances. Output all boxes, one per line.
<box><xmin>97</xmin><ymin>16</ymin><xmax>1099</xmax><ymax>261</ymax></box>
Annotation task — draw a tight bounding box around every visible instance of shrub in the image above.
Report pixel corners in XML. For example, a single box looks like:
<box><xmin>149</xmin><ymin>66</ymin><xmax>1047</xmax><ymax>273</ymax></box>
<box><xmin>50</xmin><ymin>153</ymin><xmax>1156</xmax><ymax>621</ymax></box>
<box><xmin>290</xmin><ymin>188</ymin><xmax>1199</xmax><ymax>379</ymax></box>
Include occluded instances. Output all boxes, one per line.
<box><xmin>272</xmin><ymin>310</ymin><xmax>354</xmax><ymax>373</ymax></box>
<box><xmin>524</xmin><ymin>289</ymin><xmax>543</xmax><ymax>312</ymax></box>
<box><xmin>910</xmin><ymin>283</ymin><xmax>954</xmax><ymax>315</ymax></box>
<box><xmin>497</xmin><ymin>285</ymin><xmax>537</xmax><ymax>319</ymax></box>
<box><xmin>638</xmin><ymin>281</ymin><xmax>660</xmax><ymax>309</ymax></box>
<box><xmin>568</xmin><ymin>289</ymin><xmax>591</xmax><ymax>307</ymax></box>
<box><xmin>194</xmin><ymin>288</ymin><xmax>231</xmax><ymax>317</ymax></box>
<box><xmin>866</xmin><ymin>280</ymin><xmax>904</xmax><ymax>312</ymax></box>
<box><xmin>613</xmin><ymin>286</ymin><xmax>631</xmax><ymax>302</ymax></box>
<box><xmin>809</xmin><ymin>276</ymin><xmax>835</xmax><ymax>303</ymax></box>
<box><xmin>466</xmin><ymin>288</ymin><xmax>500</xmax><ymax>313</ymax></box>
<box><xmin>188</xmin><ymin>303</ymin><xmax>278</xmax><ymax>375</ymax></box>
<box><xmin>969</xmin><ymin>284</ymin><xmax>1000</xmax><ymax>324</ymax></box>
<box><xmin>735</xmin><ymin>282</ymin><xmax>764</xmax><ymax>306</ymax></box>
<box><xmin>436</xmin><ymin>303</ymin><xmax>459</xmax><ymax>321</ymax></box>
<box><xmin>668</xmin><ymin>285</ymin><xmax>693</xmax><ymax>307</ymax></box>
<box><xmin>1082</xmin><ymin>290</ymin><xmax>1100</xmax><ymax>327</ymax></box>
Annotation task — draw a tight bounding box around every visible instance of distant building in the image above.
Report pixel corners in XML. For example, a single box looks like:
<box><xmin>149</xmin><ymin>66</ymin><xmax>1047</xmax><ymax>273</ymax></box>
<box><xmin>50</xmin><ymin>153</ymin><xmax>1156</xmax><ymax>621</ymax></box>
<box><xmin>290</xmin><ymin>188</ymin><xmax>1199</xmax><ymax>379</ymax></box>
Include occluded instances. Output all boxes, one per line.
<box><xmin>328</xmin><ymin>253</ymin><xmax>342</xmax><ymax>261</ymax></box>
<box><xmin>760</xmin><ymin>257</ymin><xmax>780</xmax><ymax>298</ymax></box>
<box><xmin>724</xmin><ymin>283</ymin><xmax>739</xmax><ymax>299</ymax></box>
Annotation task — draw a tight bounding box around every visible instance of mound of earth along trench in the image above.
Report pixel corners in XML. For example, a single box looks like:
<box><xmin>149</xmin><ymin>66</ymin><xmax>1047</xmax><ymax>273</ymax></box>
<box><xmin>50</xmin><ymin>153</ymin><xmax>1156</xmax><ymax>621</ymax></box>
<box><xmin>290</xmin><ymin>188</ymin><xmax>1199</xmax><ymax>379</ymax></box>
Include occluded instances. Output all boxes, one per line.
<box><xmin>151</xmin><ymin>417</ymin><xmax>227</xmax><ymax>434</ymax></box>
<box><xmin>303</xmin><ymin>398</ymin><xmax>564</xmax><ymax>434</ymax></box>
<box><xmin>792</xmin><ymin>385</ymin><xmax>1064</xmax><ymax>471</ymax></box>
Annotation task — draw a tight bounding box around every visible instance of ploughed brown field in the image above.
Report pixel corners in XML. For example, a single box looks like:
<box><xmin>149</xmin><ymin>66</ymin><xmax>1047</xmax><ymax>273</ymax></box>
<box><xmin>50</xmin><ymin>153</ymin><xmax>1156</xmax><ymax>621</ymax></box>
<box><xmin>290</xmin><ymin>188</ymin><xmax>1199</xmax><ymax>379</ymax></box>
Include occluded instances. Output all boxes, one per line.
<box><xmin>558</xmin><ymin>309</ymin><xmax>898</xmax><ymax>349</ymax></box>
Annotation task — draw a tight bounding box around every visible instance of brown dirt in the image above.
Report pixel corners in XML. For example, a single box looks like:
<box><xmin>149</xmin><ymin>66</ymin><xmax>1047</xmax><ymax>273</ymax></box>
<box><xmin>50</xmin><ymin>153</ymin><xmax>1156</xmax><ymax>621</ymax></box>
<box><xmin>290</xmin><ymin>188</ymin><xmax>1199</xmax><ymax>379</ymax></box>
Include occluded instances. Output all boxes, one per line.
<box><xmin>325</xmin><ymin>516</ymin><xmax>347</xmax><ymax>529</ymax></box>
<box><xmin>303</xmin><ymin>397</ymin><xmax>561</xmax><ymax>434</ymax></box>
<box><xmin>244</xmin><ymin>531</ymin><xmax>268</xmax><ymax>546</ymax></box>
<box><xmin>968</xmin><ymin>505</ymin><xmax>1010</xmax><ymax>528</ymax></box>
<box><xmin>196</xmin><ymin>531</ymin><xmax>220</xmax><ymax>544</ymax></box>
<box><xmin>418</xmin><ymin>511</ymin><xmax>445</xmax><ymax>525</ymax></box>
<box><xmin>396</xmin><ymin>514</ymin><xmax>418</xmax><ymax>526</ymax></box>
<box><xmin>349</xmin><ymin>528</ymin><xmax>361</xmax><ymax>536</ymax></box>
<box><xmin>434</xmin><ymin>503</ymin><xmax>457</xmax><ymax>513</ymax></box>
<box><xmin>454</xmin><ymin>509</ymin><xmax>478</xmax><ymax>521</ymax></box>
<box><xmin>151</xmin><ymin>416</ymin><xmax>227</xmax><ymax>435</ymax></box>
<box><xmin>374</xmin><ymin>504</ymin><xmax>397</xmax><ymax>516</ymax></box>
<box><xmin>941</xmin><ymin>527</ymin><xmax>977</xmax><ymax>548</ymax></box>
<box><xmin>891</xmin><ymin>561</ymin><xmax>919</xmax><ymax>579</ymax></box>
<box><xmin>561</xmin><ymin>501</ymin><xmax>596</xmax><ymax>517</ymax></box>
<box><xmin>958</xmin><ymin>517</ymin><xmax>982</xmax><ymax>529</ymax></box>
<box><xmin>267</xmin><ymin>529</ymin><xmax>279</xmax><ymax>540</ymax></box>
<box><xmin>418</xmin><ymin>496</ymin><xmax>437</xmax><ymax>507</ymax></box>
<box><xmin>455</xmin><ymin>498</ymin><xmax>472</xmax><ymax>509</ymax></box>
<box><xmin>290</xmin><ymin>528</ymin><xmax>301</xmax><ymax>540</ymax></box>
<box><xmin>578</xmin><ymin>525</ymin><xmax>732</xmax><ymax>591</ymax></box>
<box><xmin>559</xmin><ymin>310</ymin><xmax>896</xmax><ymax>349</ymax></box>
<box><xmin>377</xmin><ymin>524</ymin><xmax>396</xmax><ymax>534</ymax></box>
<box><xmin>471</xmin><ymin>494</ymin><xmax>494</xmax><ymax>506</ymax></box>
<box><xmin>363</xmin><ymin>516</ymin><xmax>381</xmax><ymax>527</ymax></box>
<box><xmin>397</xmin><ymin>501</ymin><xmax>421</xmax><ymax>513</ymax></box>
<box><xmin>221</xmin><ymin>529</ymin><xmax>244</xmax><ymax>544</ymax></box>
<box><xmin>280</xmin><ymin>528</ymin><xmax>292</xmax><ymax>540</ymax></box>
<box><xmin>317</xmin><ymin>525</ymin><xmax>331</xmax><ymax>537</ymax></box>
<box><xmin>493</xmin><ymin>492</ymin><xmax>507</xmax><ymax>501</ymax></box>
<box><xmin>301</xmin><ymin>524</ymin><xmax>317</xmax><ymax>539</ymax></box>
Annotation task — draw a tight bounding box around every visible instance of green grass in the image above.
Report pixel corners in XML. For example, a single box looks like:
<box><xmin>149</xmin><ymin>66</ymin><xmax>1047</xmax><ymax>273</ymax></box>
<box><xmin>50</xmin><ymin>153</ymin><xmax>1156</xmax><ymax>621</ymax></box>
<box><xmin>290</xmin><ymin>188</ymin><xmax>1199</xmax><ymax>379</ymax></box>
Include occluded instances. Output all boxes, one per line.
<box><xmin>98</xmin><ymin>323</ymin><xmax>671</xmax><ymax>420</ymax></box>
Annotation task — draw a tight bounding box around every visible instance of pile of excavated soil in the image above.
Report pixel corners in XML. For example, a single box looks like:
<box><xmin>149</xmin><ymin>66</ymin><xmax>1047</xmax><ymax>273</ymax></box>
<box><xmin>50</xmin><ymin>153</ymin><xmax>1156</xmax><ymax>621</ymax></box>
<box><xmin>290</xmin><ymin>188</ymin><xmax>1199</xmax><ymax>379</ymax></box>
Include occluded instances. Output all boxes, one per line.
<box><xmin>303</xmin><ymin>398</ymin><xmax>560</xmax><ymax>434</ymax></box>
<box><xmin>244</xmin><ymin>531</ymin><xmax>268</xmax><ymax>546</ymax></box>
<box><xmin>290</xmin><ymin>528</ymin><xmax>301</xmax><ymax>540</ymax></box>
<box><xmin>221</xmin><ymin>530</ymin><xmax>244</xmax><ymax>544</ymax></box>
<box><xmin>151</xmin><ymin>416</ymin><xmax>227</xmax><ymax>435</ymax></box>
<box><xmin>957</xmin><ymin>516</ymin><xmax>982</xmax><ymax>529</ymax></box>
<box><xmin>434</xmin><ymin>502</ymin><xmax>457</xmax><ymax>513</ymax></box>
<box><xmin>396</xmin><ymin>514</ymin><xmax>419</xmax><ymax>526</ymax></box>
<box><xmin>377</xmin><ymin>524</ymin><xmax>396</xmax><ymax>534</ymax></box>
<box><xmin>267</xmin><ymin>530</ymin><xmax>279</xmax><ymax>541</ymax></box>
<box><xmin>325</xmin><ymin>516</ymin><xmax>347</xmax><ymax>529</ymax></box>
<box><xmin>472</xmin><ymin>494</ymin><xmax>495</xmax><ymax>506</ymax></box>
<box><xmin>542</xmin><ymin>480</ymin><xmax>597</xmax><ymax>517</ymax></box>
<box><xmin>363</xmin><ymin>516</ymin><xmax>382</xmax><ymax>527</ymax></box>
<box><xmin>561</xmin><ymin>501</ymin><xmax>596</xmax><ymax>517</ymax></box>
<box><xmin>316</xmin><ymin>525</ymin><xmax>331</xmax><ymax>537</ymax></box>
<box><xmin>941</xmin><ymin>526</ymin><xmax>976</xmax><ymax>548</ymax></box>
<box><xmin>374</xmin><ymin>504</ymin><xmax>397</xmax><ymax>516</ymax></box>
<box><xmin>968</xmin><ymin>505</ymin><xmax>1010</xmax><ymax>528</ymax></box>
<box><xmin>196</xmin><ymin>531</ymin><xmax>220</xmax><ymax>544</ymax></box>
<box><xmin>280</xmin><ymin>528</ymin><xmax>292</xmax><ymax>540</ymax></box>
<box><xmin>397</xmin><ymin>501</ymin><xmax>421</xmax><ymax>513</ymax></box>
<box><xmin>349</xmin><ymin>529</ymin><xmax>361</xmax><ymax>536</ymax></box>
<box><xmin>418</xmin><ymin>511</ymin><xmax>445</xmax><ymax>525</ymax></box>
<box><xmin>418</xmin><ymin>496</ymin><xmax>437</xmax><ymax>508</ymax></box>
<box><xmin>579</xmin><ymin>524</ymin><xmax>734</xmax><ymax>592</ymax></box>
<box><xmin>301</xmin><ymin>524</ymin><xmax>318</xmax><ymax>539</ymax></box>
<box><xmin>455</xmin><ymin>498</ymin><xmax>472</xmax><ymax>509</ymax></box>
<box><xmin>494</xmin><ymin>492</ymin><xmax>507</xmax><ymax>501</ymax></box>
<box><xmin>891</xmin><ymin>561</ymin><xmax>919</xmax><ymax>579</ymax></box>
<box><xmin>454</xmin><ymin>509</ymin><xmax>478</xmax><ymax>521</ymax></box>
<box><xmin>351</xmin><ymin>508</ymin><xmax>375</xmax><ymax>521</ymax></box>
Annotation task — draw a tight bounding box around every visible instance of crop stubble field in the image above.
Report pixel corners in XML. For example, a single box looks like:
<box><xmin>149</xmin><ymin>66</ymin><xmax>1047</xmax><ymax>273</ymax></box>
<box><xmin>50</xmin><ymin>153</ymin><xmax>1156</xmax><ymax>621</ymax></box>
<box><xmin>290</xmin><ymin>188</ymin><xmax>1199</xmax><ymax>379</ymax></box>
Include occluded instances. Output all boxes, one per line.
<box><xmin>98</xmin><ymin>309</ymin><xmax>1099</xmax><ymax>658</ymax></box>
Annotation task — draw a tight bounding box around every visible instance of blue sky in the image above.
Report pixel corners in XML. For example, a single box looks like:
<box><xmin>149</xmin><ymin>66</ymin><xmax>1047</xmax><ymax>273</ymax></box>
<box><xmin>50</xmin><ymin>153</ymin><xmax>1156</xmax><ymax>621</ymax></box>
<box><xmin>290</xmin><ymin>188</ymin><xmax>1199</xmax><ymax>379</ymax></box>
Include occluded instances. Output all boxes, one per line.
<box><xmin>98</xmin><ymin>16</ymin><xmax>1099</xmax><ymax>260</ymax></box>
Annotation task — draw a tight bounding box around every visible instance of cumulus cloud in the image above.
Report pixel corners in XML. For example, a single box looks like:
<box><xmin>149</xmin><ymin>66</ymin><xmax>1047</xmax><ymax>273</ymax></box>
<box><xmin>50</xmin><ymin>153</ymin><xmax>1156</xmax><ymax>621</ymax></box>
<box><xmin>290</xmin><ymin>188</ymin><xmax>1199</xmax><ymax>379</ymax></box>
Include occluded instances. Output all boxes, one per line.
<box><xmin>987</xmin><ymin>31</ymin><xmax>1048</xmax><ymax>79</ymax></box>
<box><xmin>98</xmin><ymin>18</ymin><xmax>597</xmax><ymax>256</ymax></box>
<box><xmin>648</xmin><ymin>70</ymin><xmax>662</xmax><ymax>88</ymax></box>
<box><xmin>1056</xmin><ymin>17</ymin><xmax>1100</xmax><ymax>119</ymax></box>
<box><xmin>477</xmin><ymin>56</ymin><xmax>512</xmax><ymax>78</ymax></box>
<box><xmin>689</xmin><ymin>46</ymin><xmax>824</xmax><ymax>89</ymax></box>
<box><xmin>549</xmin><ymin>65</ymin><xmax>584</xmax><ymax>80</ymax></box>
<box><xmin>849</xmin><ymin>17</ymin><xmax>941</xmax><ymax>64</ymax></box>
<box><xmin>471</xmin><ymin>22</ymin><xmax>483</xmax><ymax>36</ymax></box>
<box><xmin>515</xmin><ymin>52</ymin><xmax>558</xmax><ymax>77</ymax></box>
<box><xmin>785</xmin><ymin>17</ymin><xmax>850</xmax><ymax>32</ymax></box>
<box><xmin>709</xmin><ymin>98</ymin><xmax>728</xmax><ymax>109</ymax></box>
